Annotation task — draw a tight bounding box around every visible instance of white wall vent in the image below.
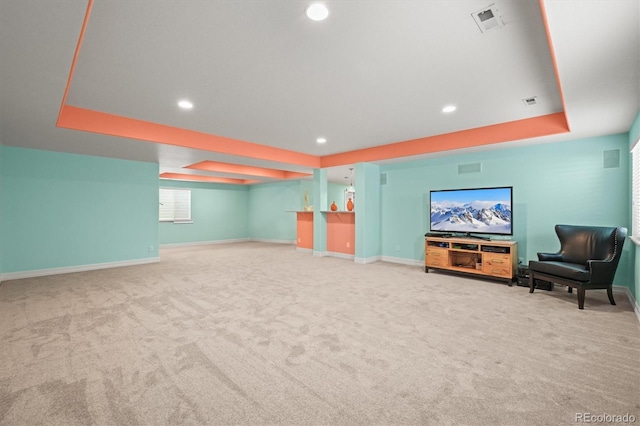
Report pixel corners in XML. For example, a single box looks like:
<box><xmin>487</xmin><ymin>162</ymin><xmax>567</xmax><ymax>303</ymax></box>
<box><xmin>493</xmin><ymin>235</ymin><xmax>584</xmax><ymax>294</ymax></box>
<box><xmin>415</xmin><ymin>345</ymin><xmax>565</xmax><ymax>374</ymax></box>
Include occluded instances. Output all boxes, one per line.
<box><xmin>458</xmin><ymin>162</ymin><xmax>482</xmax><ymax>174</ymax></box>
<box><xmin>522</xmin><ymin>96</ymin><xmax>538</xmax><ymax>106</ymax></box>
<box><xmin>472</xmin><ymin>4</ymin><xmax>504</xmax><ymax>33</ymax></box>
<box><xmin>603</xmin><ymin>149</ymin><xmax>620</xmax><ymax>169</ymax></box>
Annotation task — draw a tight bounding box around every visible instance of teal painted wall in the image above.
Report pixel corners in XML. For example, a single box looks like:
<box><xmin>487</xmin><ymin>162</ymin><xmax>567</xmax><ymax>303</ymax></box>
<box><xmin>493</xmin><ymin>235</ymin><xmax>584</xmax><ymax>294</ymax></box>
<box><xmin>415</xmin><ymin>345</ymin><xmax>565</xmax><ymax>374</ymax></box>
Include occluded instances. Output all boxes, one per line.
<box><xmin>242</xmin><ymin>178</ymin><xmax>345</xmax><ymax>245</ymax></box>
<box><xmin>301</xmin><ymin>179</ymin><xmax>345</xmax><ymax>212</ymax></box>
<box><xmin>1</xmin><ymin>146</ymin><xmax>159</xmax><ymax>273</ymax></box>
<box><xmin>0</xmin><ymin>146</ymin><xmax>3</xmax><ymax>273</ymax></box>
<box><xmin>248</xmin><ymin>180</ymin><xmax>302</xmax><ymax>242</ymax></box>
<box><xmin>159</xmin><ymin>180</ymin><xmax>249</xmax><ymax>245</ymax></box>
<box><xmin>355</xmin><ymin>162</ymin><xmax>381</xmax><ymax>260</ymax></box>
<box><xmin>301</xmin><ymin>179</ymin><xmax>314</xmax><ymax>211</ymax></box>
<box><xmin>328</xmin><ymin>181</ymin><xmax>348</xmax><ymax>211</ymax></box>
<box><xmin>161</xmin><ymin>178</ymin><xmax>343</xmax><ymax>246</ymax></box>
<box><xmin>381</xmin><ymin>134</ymin><xmax>633</xmax><ymax>290</ymax></box>
<box><xmin>630</xmin><ymin>110</ymin><xmax>640</xmax><ymax>300</ymax></box>
<box><xmin>629</xmin><ymin>110</ymin><xmax>640</xmax><ymax>145</ymax></box>
<box><xmin>313</xmin><ymin>170</ymin><xmax>328</xmax><ymax>252</ymax></box>
<box><xmin>1</xmin><ymin>127</ymin><xmax>635</xmax><ymax>296</ymax></box>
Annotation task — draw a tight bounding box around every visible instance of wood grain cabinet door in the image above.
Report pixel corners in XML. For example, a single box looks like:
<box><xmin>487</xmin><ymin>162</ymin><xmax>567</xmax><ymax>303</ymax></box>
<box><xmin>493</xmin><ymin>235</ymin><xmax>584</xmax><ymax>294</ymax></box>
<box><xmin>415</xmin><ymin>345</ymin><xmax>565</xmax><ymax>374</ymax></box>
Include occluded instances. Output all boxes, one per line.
<box><xmin>426</xmin><ymin>248</ymin><xmax>448</xmax><ymax>268</ymax></box>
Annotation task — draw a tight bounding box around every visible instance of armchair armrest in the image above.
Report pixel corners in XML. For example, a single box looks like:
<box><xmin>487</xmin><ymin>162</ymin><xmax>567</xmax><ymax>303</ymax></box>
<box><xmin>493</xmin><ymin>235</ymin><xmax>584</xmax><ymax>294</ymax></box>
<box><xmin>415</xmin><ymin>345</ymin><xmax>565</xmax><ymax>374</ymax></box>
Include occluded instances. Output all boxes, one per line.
<box><xmin>588</xmin><ymin>259</ymin><xmax>616</xmax><ymax>283</ymax></box>
<box><xmin>537</xmin><ymin>252</ymin><xmax>563</xmax><ymax>261</ymax></box>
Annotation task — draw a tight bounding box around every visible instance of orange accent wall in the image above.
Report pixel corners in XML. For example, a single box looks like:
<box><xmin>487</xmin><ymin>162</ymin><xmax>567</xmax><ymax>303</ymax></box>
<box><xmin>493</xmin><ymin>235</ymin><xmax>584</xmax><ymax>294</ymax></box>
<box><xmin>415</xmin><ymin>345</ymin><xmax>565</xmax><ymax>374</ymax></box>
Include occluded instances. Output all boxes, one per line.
<box><xmin>296</xmin><ymin>212</ymin><xmax>314</xmax><ymax>250</ymax></box>
<box><xmin>326</xmin><ymin>213</ymin><xmax>355</xmax><ymax>255</ymax></box>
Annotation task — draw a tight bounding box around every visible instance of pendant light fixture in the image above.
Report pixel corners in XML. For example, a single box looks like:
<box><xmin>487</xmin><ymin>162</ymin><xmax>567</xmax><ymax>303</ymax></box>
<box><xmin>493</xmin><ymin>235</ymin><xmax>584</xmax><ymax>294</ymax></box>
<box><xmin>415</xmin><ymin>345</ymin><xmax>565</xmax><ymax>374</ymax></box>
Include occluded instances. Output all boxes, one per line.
<box><xmin>346</xmin><ymin>167</ymin><xmax>355</xmax><ymax>192</ymax></box>
<box><xmin>344</xmin><ymin>167</ymin><xmax>355</xmax><ymax>211</ymax></box>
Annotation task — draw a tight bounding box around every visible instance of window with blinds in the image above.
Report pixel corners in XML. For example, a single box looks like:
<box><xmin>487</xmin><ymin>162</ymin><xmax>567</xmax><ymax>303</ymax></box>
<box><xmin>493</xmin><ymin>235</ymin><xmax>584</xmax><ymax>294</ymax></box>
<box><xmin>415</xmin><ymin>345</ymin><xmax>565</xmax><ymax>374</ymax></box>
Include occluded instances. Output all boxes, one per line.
<box><xmin>632</xmin><ymin>140</ymin><xmax>640</xmax><ymax>240</ymax></box>
<box><xmin>159</xmin><ymin>188</ymin><xmax>192</xmax><ymax>223</ymax></box>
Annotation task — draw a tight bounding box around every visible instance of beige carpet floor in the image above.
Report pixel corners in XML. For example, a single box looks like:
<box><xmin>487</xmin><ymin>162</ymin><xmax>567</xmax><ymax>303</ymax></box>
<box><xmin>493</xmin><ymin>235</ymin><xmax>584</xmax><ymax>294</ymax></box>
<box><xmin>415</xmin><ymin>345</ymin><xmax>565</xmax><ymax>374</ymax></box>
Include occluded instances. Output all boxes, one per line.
<box><xmin>0</xmin><ymin>242</ymin><xmax>639</xmax><ymax>426</ymax></box>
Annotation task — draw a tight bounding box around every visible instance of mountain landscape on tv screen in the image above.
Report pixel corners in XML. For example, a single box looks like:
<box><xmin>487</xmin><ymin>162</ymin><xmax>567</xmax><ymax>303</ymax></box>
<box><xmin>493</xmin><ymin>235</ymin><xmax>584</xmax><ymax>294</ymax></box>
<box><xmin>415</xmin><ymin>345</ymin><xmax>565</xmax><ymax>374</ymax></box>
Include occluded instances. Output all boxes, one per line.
<box><xmin>430</xmin><ymin>200</ymin><xmax>512</xmax><ymax>234</ymax></box>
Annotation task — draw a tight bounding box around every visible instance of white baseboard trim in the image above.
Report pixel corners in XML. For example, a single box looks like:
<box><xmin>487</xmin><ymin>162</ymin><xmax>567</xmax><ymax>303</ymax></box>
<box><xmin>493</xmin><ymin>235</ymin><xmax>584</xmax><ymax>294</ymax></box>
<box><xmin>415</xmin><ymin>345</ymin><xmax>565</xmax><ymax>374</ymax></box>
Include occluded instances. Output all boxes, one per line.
<box><xmin>326</xmin><ymin>252</ymin><xmax>355</xmax><ymax>261</ymax></box>
<box><xmin>380</xmin><ymin>255</ymin><xmax>423</xmax><ymax>267</ymax></box>
<box><xmin>296</xmin><ymin>247</ymin><xmax>313</xmax><ymax>253</ymax></box>
<box><xmin>160</xmin><ymin>238</ymin><xmax>250</xmax><ymax>248</ymax></box>
<box><xmin>0</xmin><ymin>257</ymin><xmax>161</xmax><ymax>282</ymax></box>
<box><xmin>249</xmin><ymin>238</ymin><xmax>295</xmax><ymax>245</ymax></box>
<box><xmin>161</xmin><ymin>238</ymin><xmax>296</xmax><ymax>248</ymax></box>
<box><xmin>613</xmin><ymin>285</ymin><xmax>640</xmax><ymax>325</ymax></box>
<box><xmin>160</xmin><ymin>238</ymin><xmax>296</xmax><ymax>248</ymax></box>
<box><xmin>311</xmin><ymin>250</ymin><xmax>355</xmax><ymax>261</ymax></box>
<box><xmin>355</xmin><ymin>255</ymin><xmax>382</xmax><ymax>264</ymax></box>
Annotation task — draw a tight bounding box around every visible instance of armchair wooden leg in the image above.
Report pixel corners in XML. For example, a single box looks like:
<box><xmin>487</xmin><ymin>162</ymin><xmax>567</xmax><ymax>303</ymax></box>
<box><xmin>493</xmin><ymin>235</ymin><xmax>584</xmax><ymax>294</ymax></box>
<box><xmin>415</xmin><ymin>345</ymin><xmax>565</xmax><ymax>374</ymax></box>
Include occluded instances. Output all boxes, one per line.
<box><xmin>607</xmin><ymin>286</ymin><xmax>616</xmax><ymax>305</ymax></box>
<box><xmin>577</xmin><ymin>287</ymin><xmax>585</xmax><ymax>309</ymax></box>
<box><xmin>529</xmin><ymin>274</ymin><xmax>535</xmax><ymax>293</ymax></box>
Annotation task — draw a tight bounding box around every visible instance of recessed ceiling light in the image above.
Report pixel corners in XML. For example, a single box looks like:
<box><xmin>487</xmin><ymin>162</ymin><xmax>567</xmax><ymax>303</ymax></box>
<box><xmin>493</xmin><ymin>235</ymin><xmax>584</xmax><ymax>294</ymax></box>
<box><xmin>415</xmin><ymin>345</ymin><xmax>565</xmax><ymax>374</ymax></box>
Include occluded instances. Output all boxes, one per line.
<box><xmin>306</xmin><ymin>3</ymin><xmax>329</xmax><ymax>21</ymax></box>
<box><xmin>316</xmin><ymin>137</ymin><xmax>327</xmax><ymax>144</ymax></box>
<box><xmin>178</xmin><ymin>100</ymin><xmax>193</xmax><ymax>110</ymax></box>
<box><xmin>442</xmin><ymin>105</ymin><xmax>456</xmax><ymax>113</ymax></box>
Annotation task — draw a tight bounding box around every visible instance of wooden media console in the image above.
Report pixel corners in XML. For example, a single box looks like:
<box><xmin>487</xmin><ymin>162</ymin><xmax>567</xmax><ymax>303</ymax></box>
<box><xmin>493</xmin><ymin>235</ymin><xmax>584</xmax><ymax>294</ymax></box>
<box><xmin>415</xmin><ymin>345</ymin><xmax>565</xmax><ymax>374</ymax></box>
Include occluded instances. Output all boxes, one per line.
<box><xmin>425</xmin><ymin>236</ymin><xmax>518</xmax><ymax>285</ymax></box>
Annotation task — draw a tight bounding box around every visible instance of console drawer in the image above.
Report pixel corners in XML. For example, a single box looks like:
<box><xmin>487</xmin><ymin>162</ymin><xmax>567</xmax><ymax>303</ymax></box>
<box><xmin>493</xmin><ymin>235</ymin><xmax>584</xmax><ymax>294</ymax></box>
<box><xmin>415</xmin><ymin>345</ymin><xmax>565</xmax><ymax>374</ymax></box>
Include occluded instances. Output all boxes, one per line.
<box><xmin>482</xmin><ymin>253</ymin><xmax>512</xmax><ymax>277</ymax></box>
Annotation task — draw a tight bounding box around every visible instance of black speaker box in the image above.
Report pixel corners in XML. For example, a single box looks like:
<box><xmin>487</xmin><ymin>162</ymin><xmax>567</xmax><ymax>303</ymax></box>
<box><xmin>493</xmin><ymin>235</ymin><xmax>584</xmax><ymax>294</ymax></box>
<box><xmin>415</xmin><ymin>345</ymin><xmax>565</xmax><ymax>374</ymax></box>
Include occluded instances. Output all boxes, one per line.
<box><xmin>516</xmin><ymin>266</ymin><xmax>553</xmax><ymax>290</ymax></box>
<box><xmin>534</xmin><ymin>279</ymin><xmax>554</xmax><ymax>291</ymax></box>
<box><xmin>516</xmin><ymin>276</ymin><xmax>529</xmax><ymax>287</ymax></box>
<box><xmin>517</xmin><ymin>266</ymin><xmax>529</xmax><ymax>278</ymax></box>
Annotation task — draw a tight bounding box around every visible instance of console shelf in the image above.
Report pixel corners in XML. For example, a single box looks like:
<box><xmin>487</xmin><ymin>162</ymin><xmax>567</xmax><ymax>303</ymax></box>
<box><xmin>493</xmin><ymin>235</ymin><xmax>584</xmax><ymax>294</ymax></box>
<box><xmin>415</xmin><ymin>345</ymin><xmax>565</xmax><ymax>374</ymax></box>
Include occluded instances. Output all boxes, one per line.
<box><xmin>425</xmin><ymin>236</ymin><xmax>518</xmax><ymax>285</ymax></box>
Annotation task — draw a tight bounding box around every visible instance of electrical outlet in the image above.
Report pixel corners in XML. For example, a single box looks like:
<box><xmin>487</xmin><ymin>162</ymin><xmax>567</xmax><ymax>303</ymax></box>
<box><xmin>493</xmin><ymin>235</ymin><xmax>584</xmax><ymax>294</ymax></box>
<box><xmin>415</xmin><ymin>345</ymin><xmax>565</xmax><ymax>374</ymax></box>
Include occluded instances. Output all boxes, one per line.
<box><xmin>298</xmin><ymin>237</ymin><xmax>301</xmax><ymax>243</ymax></box>
<box><xmin>346</xmin><ymin>242</ymin><xmax>350</xmax><ymax>248</ymax></box>
<box><xmin>395</xmin><ymin>245</ymin><xmax>400</xmax><ymax>251</ymax></box>
<box><xmin>148</xmin><ymin>245</ymin><xmax>154</xmax><ymax>253</ymax></box>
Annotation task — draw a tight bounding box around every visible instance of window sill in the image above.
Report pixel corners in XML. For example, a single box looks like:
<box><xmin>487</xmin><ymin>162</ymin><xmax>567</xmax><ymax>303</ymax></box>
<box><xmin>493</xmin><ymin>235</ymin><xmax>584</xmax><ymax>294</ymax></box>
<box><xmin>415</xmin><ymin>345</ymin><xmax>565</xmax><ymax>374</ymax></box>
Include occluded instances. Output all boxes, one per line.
<box><xmin>630</xmin><ymin>236</ymin><xmax>640</xmax><ymax>247</ymax></box>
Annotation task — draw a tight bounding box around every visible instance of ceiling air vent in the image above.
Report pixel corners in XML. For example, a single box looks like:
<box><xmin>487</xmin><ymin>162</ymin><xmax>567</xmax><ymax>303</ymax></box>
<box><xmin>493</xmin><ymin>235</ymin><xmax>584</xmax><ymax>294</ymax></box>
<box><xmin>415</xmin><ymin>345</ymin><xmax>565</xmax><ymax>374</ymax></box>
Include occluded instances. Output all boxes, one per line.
<box><xmin>472</xmin><ymin>4</ymin><xmax>504</xmax><ymax>33</ymax></box>
<box><xmin>522</xmin><ymin>96</ymin><xmax>538</xmax><ymax>106</ymax></box>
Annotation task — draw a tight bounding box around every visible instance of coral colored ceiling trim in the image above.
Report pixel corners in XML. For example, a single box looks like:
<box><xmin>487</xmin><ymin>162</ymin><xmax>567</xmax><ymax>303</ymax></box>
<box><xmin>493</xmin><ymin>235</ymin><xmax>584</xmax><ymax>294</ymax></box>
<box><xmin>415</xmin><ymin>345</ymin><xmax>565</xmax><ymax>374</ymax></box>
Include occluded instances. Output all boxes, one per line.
<box><xmin>57</xmin><ymin>0</ymin><xmax>93</xmax><ymax>119</ymax></box>
<box><xmin>58</xmin><ymin>105</ymin><xmax>321</xmax><ymax>168</ymax></box>
<box><xmin>186</xmin><ymin>160</ymin><xmax>311</xmax><ymax>180</ymax></box>
<box><xmin>539</xmin><ymin>0</ymin><xmax>569</xmax><ymax>129</ymax></box>
<box><xmin>58</xmin><ymin>0</ymin><xmax>570</xmax><ymax>181</ymax></box>
<box><xmin>321</xmin><ymin>112</ymin><xmax>569</xmax><ymax>168</ymax></box>
<box><xmin>160</xmin><ymin>173</ymin><xmax>261</xmax><ymax>185</ymax></box>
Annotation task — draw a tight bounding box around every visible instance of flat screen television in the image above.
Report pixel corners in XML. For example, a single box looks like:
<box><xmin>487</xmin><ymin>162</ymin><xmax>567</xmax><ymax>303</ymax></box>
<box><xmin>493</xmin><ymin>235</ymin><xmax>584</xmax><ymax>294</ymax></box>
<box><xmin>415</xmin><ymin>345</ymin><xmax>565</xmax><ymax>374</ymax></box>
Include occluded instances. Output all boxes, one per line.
<box><xmin>429</xmin><ymin>186</ymin><xmax>513</xmax><ymax>237</ymax></box>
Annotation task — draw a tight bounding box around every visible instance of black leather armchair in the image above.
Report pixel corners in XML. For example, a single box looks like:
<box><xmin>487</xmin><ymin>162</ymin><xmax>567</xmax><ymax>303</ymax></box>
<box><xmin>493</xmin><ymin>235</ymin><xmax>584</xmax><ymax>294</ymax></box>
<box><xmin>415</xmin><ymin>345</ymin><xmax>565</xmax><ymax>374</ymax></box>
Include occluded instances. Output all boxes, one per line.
<box><xmin>528</xmin><ymin>225</ymin><xmax>627</xmax><ymax>309</ymax></box>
